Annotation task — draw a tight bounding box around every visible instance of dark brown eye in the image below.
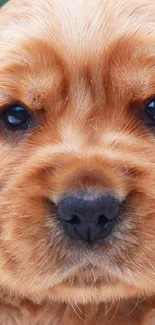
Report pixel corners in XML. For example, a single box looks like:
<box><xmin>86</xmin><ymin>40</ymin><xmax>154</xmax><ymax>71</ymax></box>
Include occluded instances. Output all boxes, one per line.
<box><xmin>144</xmin><ymin>99</ymin><xmax>155</xmax><ymax>125</ymax></box>
<box><xmin>2</xmin><ymin>105</ymin><xmax>31</xmax><ymax>130</ymax></box>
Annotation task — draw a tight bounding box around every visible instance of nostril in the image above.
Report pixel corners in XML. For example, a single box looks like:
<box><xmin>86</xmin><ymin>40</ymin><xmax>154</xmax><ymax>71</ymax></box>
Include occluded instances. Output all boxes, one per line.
<box><xmin>56</xmin><ymin>194</ymin><xmax>120</xmax><ymax>243</ymax></box>
<box><xmin>97</xmin><ymin>214</ymin><xmax>108</xmax><ymax>225</ymax></box>
<box><xmin>68</xmin><ymin>215</ymin><xmax>81</xmax><ymax>225</ymax></box>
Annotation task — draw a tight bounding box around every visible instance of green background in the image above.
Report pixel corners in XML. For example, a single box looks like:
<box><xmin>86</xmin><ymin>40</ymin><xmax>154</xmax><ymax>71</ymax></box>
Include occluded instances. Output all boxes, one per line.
<box><xmin>0</xmin><ymin>0</ymin><xmax>8</xmax><ymax>7</ymax></box>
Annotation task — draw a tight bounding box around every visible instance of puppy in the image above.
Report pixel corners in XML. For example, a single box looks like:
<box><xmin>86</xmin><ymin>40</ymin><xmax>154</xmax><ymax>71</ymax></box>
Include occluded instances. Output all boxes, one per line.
<box><xmin>0</xmin><ymin>0</ymin><xmax>155</xmax><ymax>324</ymax></box>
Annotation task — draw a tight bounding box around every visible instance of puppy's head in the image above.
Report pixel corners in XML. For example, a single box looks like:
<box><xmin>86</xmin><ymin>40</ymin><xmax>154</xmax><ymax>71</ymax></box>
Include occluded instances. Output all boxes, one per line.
<box><xmin>0</xmin><ymin>0</ymin><xmax>155</xmax><ymax>305</ymax></box>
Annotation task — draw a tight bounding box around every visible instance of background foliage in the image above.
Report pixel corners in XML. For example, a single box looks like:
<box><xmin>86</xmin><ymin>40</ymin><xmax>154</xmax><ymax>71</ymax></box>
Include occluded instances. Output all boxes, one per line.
<box><xmin>0</xmin><ymin>0</ymin><xmax>8</xmax><ymax>7</ymax></box>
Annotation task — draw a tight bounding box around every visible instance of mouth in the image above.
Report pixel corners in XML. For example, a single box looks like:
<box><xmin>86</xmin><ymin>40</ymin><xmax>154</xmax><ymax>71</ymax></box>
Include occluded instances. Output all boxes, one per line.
<box><xmin>61</xmin><ymin>263</ymin><xmax>118</xmax><ymax>288</ymax></box>
<box><xmin>50</xmin><ymin>266</ymin><xmax>138</xmax><ymax>304</ymax></box>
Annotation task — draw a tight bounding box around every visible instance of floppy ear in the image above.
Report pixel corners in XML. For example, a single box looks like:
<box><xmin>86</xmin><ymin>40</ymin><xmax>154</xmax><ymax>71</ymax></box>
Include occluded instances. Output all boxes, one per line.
<box><xmin>142</xmin><ymin>309</ymin><xmax>155</xmax><ymax>325</ymax></box>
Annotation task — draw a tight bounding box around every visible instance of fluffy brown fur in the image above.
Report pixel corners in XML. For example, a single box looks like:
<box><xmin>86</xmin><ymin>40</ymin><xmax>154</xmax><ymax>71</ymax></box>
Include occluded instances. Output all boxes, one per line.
<box><xmin>0</xmin><ymin>0</ymin><xmax>155</xmax><ymax>323</ymax></box>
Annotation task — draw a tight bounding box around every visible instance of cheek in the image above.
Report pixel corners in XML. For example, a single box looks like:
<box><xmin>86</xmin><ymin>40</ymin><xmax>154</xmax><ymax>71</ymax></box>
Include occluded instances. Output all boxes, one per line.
<box><xmin>0</xmin><ymin>192</ymin><xmax>55</xmax><ymax>275</ymax></box>
<box><xmin>0</xmin><ymin>186</ymin><xmax>82</xmax><ymax>278</ymax></box>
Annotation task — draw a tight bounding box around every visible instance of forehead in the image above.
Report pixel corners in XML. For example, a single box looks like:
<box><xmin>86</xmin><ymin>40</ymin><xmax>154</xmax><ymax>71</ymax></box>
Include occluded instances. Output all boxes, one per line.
<box><xmin>1</xmin><ymin>0</ymin><xmax>155</xmax><ymax>51</ymax></box>
<box><xmin>0</xmin><ymin>0</ymin><xmax>155</xmax><ymax>109</ymax></box>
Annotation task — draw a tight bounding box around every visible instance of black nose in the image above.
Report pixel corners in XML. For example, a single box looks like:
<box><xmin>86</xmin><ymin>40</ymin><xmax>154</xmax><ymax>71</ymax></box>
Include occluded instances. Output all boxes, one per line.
<box><xmin>56</xmin><ymin>193</ymin><xmax>120</xmax><ymax>244</ymax></box>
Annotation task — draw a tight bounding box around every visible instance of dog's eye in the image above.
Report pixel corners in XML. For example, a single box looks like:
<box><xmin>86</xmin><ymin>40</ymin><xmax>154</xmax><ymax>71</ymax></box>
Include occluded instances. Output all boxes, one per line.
<box><xmin>2</xmin><ymin>105</ymin><xmax>31</xmax><ymax>130</ymax></box>
<box><xmin>144</xmin><ymin>99</ymin><xmax>155</xmax><ymax>124</ymax></box>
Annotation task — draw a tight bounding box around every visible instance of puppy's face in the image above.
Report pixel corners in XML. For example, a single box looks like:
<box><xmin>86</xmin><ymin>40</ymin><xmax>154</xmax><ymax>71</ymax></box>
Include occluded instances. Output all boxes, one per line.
<box><xmin>0</xmin><ymin>0</ymin><xmax>155</xmax><ymax>305</ymax></box>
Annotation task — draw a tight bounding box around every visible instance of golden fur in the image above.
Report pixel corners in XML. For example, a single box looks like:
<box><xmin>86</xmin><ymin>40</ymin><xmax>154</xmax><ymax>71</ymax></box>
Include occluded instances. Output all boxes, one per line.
<box><xmin>0</xmin><ymin>0</ymin><xmax>155</xmax><ymax>323</ymax></box>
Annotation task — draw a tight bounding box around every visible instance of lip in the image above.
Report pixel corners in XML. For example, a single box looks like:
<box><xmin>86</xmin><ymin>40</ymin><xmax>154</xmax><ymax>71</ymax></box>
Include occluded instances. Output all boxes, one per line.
<box><xmin>63</xmin><ymin>275</ymin><xmax>117</xmax><ymax>290</ymax></box>
<box><xmin>61</xmin><ymin>263</ymin><xmax>116</xmax><ymax>288</ymax></box>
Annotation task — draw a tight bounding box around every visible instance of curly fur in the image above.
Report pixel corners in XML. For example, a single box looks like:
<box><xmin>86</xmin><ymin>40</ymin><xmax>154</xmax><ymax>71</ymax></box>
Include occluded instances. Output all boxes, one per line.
<box><xmin>0</xmin><ymin>0</ymin><xmax>155</xmax><ymax>324</ymax></box>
